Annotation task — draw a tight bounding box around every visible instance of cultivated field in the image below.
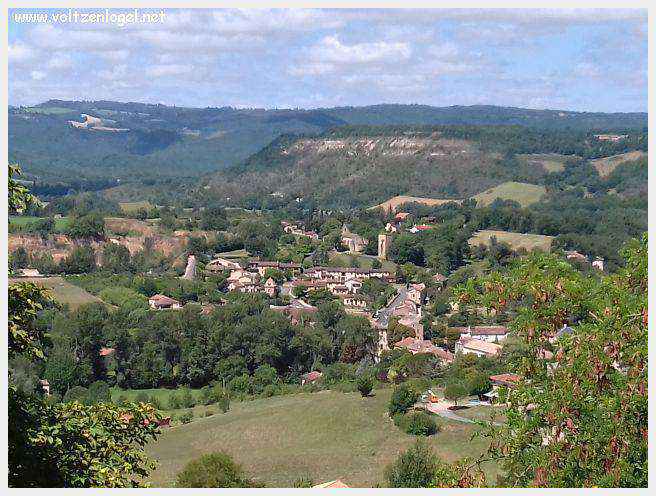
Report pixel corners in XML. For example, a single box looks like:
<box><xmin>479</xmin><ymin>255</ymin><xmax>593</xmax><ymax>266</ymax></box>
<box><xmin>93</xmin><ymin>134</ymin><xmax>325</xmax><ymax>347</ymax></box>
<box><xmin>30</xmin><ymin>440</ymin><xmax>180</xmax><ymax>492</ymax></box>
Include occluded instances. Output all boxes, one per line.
<box><xmin>471</xmin><ymin>182</ymin><xmax>546</xmax><ymax>208</ymax></box>
<box><xmin>8</xmin><ymin>276</ymin><xmax>105</xmax><ymax>310</ymax></box>
<box><xmin>146</xmin><ymin>388</ymin><xmax>499</xmax><ymax>487</ymax></box>
<box><xmin>517</xmin><ymin>153</ymin><xmax>574</xmax><ymax>173</ymax></box>
<box><xmin>371</xmin><ymin>195</ymin><xmax>461</xmax><ymax>213</ymax></box>
<box><xmin>118</xmin><ymin>200</ymin><xmax>154</xmax><ymax>214</ymax></box>
<box><xmin>9</xmin><ymin>215</ymin><xmax>70</xmax><ymax>231</ymax></box>
<box><xmin>590</xmin><ymin>150</ymin><xmax>647</xmax><ymax>178</ymax></box>
<box><xmin>469</xmin><ymin>229</ymin><xmax>553</xmax><ymax>252</ymax></box>
<box><xmin>215</xmin><ymin>248</ymin><xmax>250</xmax><ymax>259</ymax></box>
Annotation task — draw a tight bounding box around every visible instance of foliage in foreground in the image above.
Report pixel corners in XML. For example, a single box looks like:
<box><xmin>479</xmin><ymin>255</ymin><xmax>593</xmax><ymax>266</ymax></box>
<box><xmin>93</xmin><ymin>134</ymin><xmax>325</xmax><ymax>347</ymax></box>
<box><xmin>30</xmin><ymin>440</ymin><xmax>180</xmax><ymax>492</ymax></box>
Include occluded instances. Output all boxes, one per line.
<box><xmin>456</xmin><ymin>234</ymin><xmax>647</xmax><ymax>487</ymax></box>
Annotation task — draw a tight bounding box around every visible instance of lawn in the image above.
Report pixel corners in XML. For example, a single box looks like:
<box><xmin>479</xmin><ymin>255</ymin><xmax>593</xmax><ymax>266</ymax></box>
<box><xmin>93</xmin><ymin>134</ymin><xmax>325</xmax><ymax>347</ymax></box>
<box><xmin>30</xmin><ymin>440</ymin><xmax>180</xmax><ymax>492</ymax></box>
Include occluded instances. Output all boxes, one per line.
<box><xmin>471</xmin><ymin>182</ymin><xmax>546</xmax><ymax>208</ymax></box>
<box><xmin>146</xmin><ymin>388</ymin><xmax>500</xmax><ymax>488</ymax></box>
<box><xmin>9</xmin><ymin>215</ymin><xmax>69</xmax><ymax>231</ymax></box>
<box><xmin>8</xmin><ymin>276</ymin><xmax>104</xmax><ymax>310</ymax></box>
<box><xmin>469</xmin><ymin>229</ymin><xmax>553</xmax><ymax>252</ymax></box>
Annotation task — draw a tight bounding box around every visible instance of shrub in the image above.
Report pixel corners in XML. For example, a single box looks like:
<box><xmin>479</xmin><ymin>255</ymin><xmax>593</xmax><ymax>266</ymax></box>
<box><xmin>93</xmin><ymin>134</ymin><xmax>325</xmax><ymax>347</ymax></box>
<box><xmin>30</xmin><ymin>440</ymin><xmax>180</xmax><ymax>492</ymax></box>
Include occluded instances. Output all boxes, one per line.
<box><xmin>292</xmin><ymin>476</ymin><xmax>314</xmax><ymax>487</ymax></box>
<box><xmin>357</xmin><ymin>375</ymin><xmax>374</xmax><ymax>397</ymax></box>
<box><xmin>261</xmin><ymin>384</ymin><xmax>279</xmax><ymax>398</ymax></box>
<box><xmin>176</xmin><ymin>452</ymin><xmax>256</xmax><ymax>488</ymax></box>
<box><xmin>134</xmin><ymin>391</ymin><xmax>149</xmax><ymax>404</ymax></box>
<box><xmin>180</xmin><ymin>388</ymin><xmax>196</xmax><ymax>408</ymax></box>
<box><xmin>86</xmin><ymin>381</ymin><xmax>111</xmax><ymax>404</ymax></box>
<box><xmin>384</xmin><ymin>440</ymin><xmax>437</xmax><ymax>487</ymax></box>
<box><xmin>168</xmin><ymin>392</ymin><xmax>181</xmax><ymax>409</ymax></box>
<box><xmin>395</xmin><ymin>411</ymin><xmax>439</xmax><ymax>436</ymax></box>
<box><xmin>179</xmin><ymin>410</ymin><xmax>193</xmax><ymax>424</ymax></box>
<box><xmin>389</xmin><ymin>383</ymin><xmax>420</xmax><ymax>417</ymax></box>
<box><xmin>63</xmin><ymin>386</ymin><xmax>88</xmax><ymax>404</ymax></box>
<box><xmin>229</xmin><ymin>374</ymin><xmax>252</xmax><ymax>395</ymax></box>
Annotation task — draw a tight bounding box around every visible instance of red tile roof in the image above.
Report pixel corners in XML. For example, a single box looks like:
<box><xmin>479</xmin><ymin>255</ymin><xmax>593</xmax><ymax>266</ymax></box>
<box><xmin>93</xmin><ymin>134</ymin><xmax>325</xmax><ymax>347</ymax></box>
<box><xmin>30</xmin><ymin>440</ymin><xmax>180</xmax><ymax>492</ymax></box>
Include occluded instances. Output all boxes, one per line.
<box><xmin>99</xmin><ymin>347</ymin><xmax>115</xmax><ymax>357</ymax></box>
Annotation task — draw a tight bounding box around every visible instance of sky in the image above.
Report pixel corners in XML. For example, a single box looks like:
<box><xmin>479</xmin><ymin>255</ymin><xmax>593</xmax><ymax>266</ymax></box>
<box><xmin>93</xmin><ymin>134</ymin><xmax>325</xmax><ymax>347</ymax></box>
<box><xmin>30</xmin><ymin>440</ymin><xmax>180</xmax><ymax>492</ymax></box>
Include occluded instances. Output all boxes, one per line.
<box><xmin>7</xmin><ymin>8</ymin><xmax>648</xmax><ymax>112</ymax></box>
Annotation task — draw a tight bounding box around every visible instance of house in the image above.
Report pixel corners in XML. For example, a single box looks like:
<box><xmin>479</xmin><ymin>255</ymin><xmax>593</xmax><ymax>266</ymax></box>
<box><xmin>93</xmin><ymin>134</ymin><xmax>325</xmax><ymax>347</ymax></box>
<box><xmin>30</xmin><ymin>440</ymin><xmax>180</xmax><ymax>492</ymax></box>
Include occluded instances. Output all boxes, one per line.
<box><xmin>344</xmin><ymin>277</ymin><xmax>363</xmax><ymax>294</ymax></box>
<box><xmin>395</xmin><ymin>212</ymin><xmax>411</xmax><ymax>222</ymax></box>
<box><xmin>341</xmin><ymin>225</ymin><xmax>368</xmax><ymax>253</ymax></box>
<box><xmin>432</xmin><ymin>272</ymin><xmax>447</xmax><ymax>285</ymax></box>
<box><xmin>398</xmin><ymin>314</ymin><xmax>424</xmax><ymax>340</ymax></box>
<box><xmin>409</xmin><ymin>224</ymin><xmax>432</xmax><ymax>233</ymax></box>
<box><xmin>452</xmin><ymin>325</ymin><xmax>509</xmax><ymax>343</ymax></box>
<box><xmin>407</xmin><ymin>283</ymin><xmax>426</xmax><ymax>305</ymax></box>
<box><xmin>340</xmin><ymin>294</ymin><xmax>368</xmax><ymax>309</ymax></box>
<box><xmin>483</xmin><ymin>373</ymin><xmax>521</xmax><ymax>403</ymax></box>
<box><xmin>306</xmin><ymin>266</ymin><xmax>394</xmax><ymax>283</ymax></box>
<box><xmin>148</xmin><ymin>294</ymin><xmax>182</xmax><ymax>310</ymax></box>
<box><xmin>385</xmin><ymin>222</ymin><xmax>399</xmax><ymax>233</ymax></box>
<box><xmin>594</xmin><ymin>134</ymin><xmax>628</xmax><ymax>142</ymax></box>
<box><xmin>312</xmin><ymin>480</ymin><xmax>349</xmax><ymax>488</ymax></box>
<box><xmin>565</xmin><ymin>250</ymin><xmax>588</xmax><ymax>262</ymax></box>
<box><xmin>18</xmin><ymin>268</ymin><xmax>41</xmax><ymax>277</ymax></box>
<box><xmin>592</xmin><ymin>257</ymin><xmax>604</xmax><ymax>271</ymax></box>
<box><xmin>394</xmin><ymin>337</ymin><xmax>454</xmax><ymax>364</ymax></box>
<box><xmin>264</xmin><ymin>277</ymin><xmax>277</xmax><ymax>297</ymax></box>
<box><xmin>270</xmin><ymin>299</ymin><xmax>318</xmax><ymax>324</ymax></box>
<box><xmin>206</xmin><ymin>257</ymin><xmax>241</xmax><ymax>271</ymax></box>
<box><xmin>301</xmin><ymin>371</ymin><xmax>323</xmax><ymax>385</ymax></box>
<box><xmin>99</xmin><ymin>347</ymin><xmax>115</xmax><ymax>357</ymax></box>
<box><xmin>249</xmin><ymin>260</ymin><xmax>302</xmax><ymax>277</ymax></box>
<box><xmin>455</xmin><ymin>336</ymin><xmax>502</xmax><ymax>357</ymax></box>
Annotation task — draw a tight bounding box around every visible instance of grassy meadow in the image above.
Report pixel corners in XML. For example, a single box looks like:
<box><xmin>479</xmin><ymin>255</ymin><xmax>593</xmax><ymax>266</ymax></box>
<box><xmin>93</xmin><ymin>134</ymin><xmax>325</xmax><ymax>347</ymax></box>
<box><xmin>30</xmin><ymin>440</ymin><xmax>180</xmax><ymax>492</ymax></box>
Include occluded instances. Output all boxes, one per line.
<box><xmin>145</xmin><ymin>388</ymin><xmax>500</xmax><ymax>488</ymax></box>
<box><xmin>8</xmin><ymin>276</ymin><xmax>105</xmax><ymax>310</ymax></box>
<box><xmin>469</xmin><ymin>229</ymin><xmax>553</xmax><ymax>252</ymax></box>
<box><xmin>471</xmin><ymin>181</ymin><xmax>546</xmax><ymax>208</ymax></box>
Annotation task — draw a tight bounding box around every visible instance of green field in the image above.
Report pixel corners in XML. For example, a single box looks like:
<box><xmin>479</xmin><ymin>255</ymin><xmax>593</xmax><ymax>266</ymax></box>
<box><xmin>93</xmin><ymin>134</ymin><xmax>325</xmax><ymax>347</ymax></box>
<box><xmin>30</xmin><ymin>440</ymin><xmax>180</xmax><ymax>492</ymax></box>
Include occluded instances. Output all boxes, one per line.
<box><xmin>146</xmin><ymin>388</ymin><xmax>500</xmax><ymax>488</ymax></box>
<box><xmin>517</xmin><ymin>153</ymin><xmax>574</xmax><ymax>173</ymax></box>
<box><xmin>118</xmin><ymin>201</ymin><xmax>154</xmax><ymax>214</ymax></box>
<box><xmin>471</xmin><ymin>182</ymin><xmax>546</xmax><ymax>208</ymax></box>
<box><xmin>8</xmin><ymin>276</ymin><xmax>105</xmax><ymax>310</ymax></box>
<box><xmin>22</xmin><ymin>106</ymin><xmax>73</xmax><ymax>115</ymax></box>
<box><xmin>216</xmin><ymin>249</ymin><xmax>251</xmax><ymax>259</ymax></box>
<box><xmin>469</xmin><ymin>229</ymin><xmax>553</xmax><ymax>252</ymax></box>
<box><xmin>9</xmin><ymin>215</ymin><xmax>69</xmax><ymax>231</ymax></box>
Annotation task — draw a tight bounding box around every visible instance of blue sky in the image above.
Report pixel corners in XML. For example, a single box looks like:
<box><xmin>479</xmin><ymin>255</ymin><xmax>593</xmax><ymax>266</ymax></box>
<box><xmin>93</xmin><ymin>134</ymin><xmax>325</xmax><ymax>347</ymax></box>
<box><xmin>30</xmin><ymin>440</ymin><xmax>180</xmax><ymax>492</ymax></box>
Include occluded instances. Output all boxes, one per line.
<box><xmin>8</xmin><ymin>8</ymin><xmax>648</xmax><ymax>112</ymax></box>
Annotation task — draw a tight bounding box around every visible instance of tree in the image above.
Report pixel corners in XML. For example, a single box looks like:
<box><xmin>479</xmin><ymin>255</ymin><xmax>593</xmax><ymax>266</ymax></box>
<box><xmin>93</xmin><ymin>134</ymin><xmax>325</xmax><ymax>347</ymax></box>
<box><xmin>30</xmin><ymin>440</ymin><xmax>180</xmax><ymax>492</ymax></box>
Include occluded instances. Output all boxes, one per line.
<box><xmin>199</xmin><ymin>205</ymin><xmax>228</xmax><ymax>231</ymax></box>
<box><xmin>10</xmin><ymin>247</ymin><xmax>29</xmax><ymax>271</ymax></box>
<box><xmin>389</xmin><ymin>383</ymin><xmax>420</xmax><ymax>417</ymax></box>
<box><xmin>176</xmin><ymin>452</ymin><xmax>257</xmax><ymax>488</ymax></box>
<box><xmin>67</xmin><ymin>212</ymin><xmax>105</xmax><ymax>239</ymax></box>
<box><xmin>444</xmin><ymin>381</ymin><xmax>468</xmax><ymax>406</ymax></box>
<box><xmin>456</xmin><ymin>236</ymin><xmax>647</xmax><ymax>487</ymax></box>
<box><xmin>102</xmin><ymin>243</ymin><xmax>132</xmax><ymax>273</ymax></box>
<box><xmin>357</xmin><ymin>374</ymin><xmax>374</xmax><ymax>397</ymax></box>
<box><xmin>61</xmin><ymin>246</ymin><xmax>96</xmax><ymax>274</ymax></box>
<box><xmin>467</xmin><ymin>371</ymin><xmax>492</xmax><ymax>396</ymax></box>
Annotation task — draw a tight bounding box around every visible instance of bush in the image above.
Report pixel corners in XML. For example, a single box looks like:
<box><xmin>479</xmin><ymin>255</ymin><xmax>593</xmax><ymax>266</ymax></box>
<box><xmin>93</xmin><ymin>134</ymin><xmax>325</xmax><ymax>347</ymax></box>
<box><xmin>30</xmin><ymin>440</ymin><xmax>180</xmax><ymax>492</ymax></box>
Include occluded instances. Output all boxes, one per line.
<box><xmin>357</xmin><ymin>375</ymin><xmax>374</xmax><ymax>397</ymax></box>
<box><xmin>63</xmin><ymin>386</ymin><xmax>88</xmax><ymax>404</ymax></box>
<box><xmin>292</xmin><ymin>476</ymin><xmax>314</xmax><ymax>487</ymax></box>
<box><xmin>389</xmin><ymin>383</ymin><xmax>420</xmax><ymax>417</ymax></box>
<box><xmin>261</xmin><ymin>384</ymin><xmax>279</xmax><ymax>398</ymax></box>
<box><xmin>229</xmin><ymin>374</ymin><xmax>252</xmax><ymax>395</ymax></box>
<box><xmin>178</xmin><ymin>410</ymin><xmax>193</xmax><ymax>424</ymax></box>
<box><xmin>134</xmin><ymin>391</ymin><xmax>149</xmax><ymax>404</ymax></box>
<box><xmin>180</xmin><ymin>388</ymin><xmax>196</xmax><ymax>408</ymax></box>
<box><xmin>384</xmin><ymin>440</ymin><xmax>438</xmax><ymax>487</ymax></box>
<box><xmin>176</xmin><ymin>452</ymin><xmax>256</xmax><ymax>488</ymax></box>
<box><xmin>168</xmin><ymin>392</ymin><xmax>181</xmax><ymax>409</ymax></box>
<box><xmin>86</xmin><ymin>381</ymin><xmax>111</xmax><ymax>404</ymax></box>
<box><xmin>394</xmin><ymin>411</ymin><xmax>439</xmax><ymax>436</ymax></box>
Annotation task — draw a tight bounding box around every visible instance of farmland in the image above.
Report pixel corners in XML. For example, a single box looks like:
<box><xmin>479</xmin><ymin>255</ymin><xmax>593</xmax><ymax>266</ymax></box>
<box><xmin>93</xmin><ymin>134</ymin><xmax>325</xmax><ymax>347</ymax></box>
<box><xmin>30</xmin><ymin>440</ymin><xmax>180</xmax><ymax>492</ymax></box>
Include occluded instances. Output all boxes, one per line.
<box><xmin>146</xmin><ymin>388</ymin><xmax>500</xmax><ymax>488</ymax></box>
<box><xmin>118</xmin><ymin>200</ymin><xmax>154</xmax><ymax>214</ymax></box>
<box><xmin>371</xmin><ymin>195</ymin><xmax>461</xmax><ymax>213</ymax></box>
<box><xmin>9</xmin><ymin>215</ymin><xmax>69</xmax><ymax>231</ymax></box>
<box><xmin>517</xmin><ymin>153</ymin><xmax>574</xmax><ymax>173</ymax></box>
<box><xmin>471</xmin><ymin>182</ymin><xmax>546</xmax><ymax>208</ymax></box>
<box><xmin>468</xmin><ymin>229</ymin><xmax>554</xmax><ymax>252</ymax></box>
<box><xmin>8</xmin><ymin>276</ymin><xmax>105</xmax><ymax>310</ymax></box>
<box><xmin>590</xmin><ymin>150</ymin><xmax>647</xmax><ymax>177</ymax></box>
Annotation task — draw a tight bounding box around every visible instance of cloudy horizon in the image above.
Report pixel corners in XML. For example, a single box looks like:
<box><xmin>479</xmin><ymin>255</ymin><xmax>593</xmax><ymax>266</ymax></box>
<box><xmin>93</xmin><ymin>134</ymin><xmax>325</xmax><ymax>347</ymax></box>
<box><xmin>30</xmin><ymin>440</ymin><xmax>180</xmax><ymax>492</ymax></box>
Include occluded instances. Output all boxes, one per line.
<box><xmin>8</xmin><ymin>8</ymin><xmax>648</xmax><ymax>113</ymax></box>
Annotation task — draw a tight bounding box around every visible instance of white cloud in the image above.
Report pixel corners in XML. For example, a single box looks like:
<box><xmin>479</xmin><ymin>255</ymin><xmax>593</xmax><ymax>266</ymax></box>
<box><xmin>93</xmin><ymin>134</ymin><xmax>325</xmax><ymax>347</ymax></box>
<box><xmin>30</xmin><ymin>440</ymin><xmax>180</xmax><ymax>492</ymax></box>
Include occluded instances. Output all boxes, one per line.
<box><xmin>30</xmin><ymin>70</ymin><xmax>46</xmax><ymax>81</ymax></box>
<box><xmin>145</xmin><ymin>64</ymin><xmax>193</xmax><ymax>78</ymax></box>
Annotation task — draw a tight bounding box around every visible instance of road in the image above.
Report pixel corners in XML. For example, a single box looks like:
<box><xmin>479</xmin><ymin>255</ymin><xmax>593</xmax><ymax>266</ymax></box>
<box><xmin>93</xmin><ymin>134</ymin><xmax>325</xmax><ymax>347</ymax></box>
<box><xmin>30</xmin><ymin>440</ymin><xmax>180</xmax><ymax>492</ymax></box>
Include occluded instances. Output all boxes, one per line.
<box><xmin>373</xmin><ymin>285</ymin><xmax>408</xmax><ymax>328</ymax></box>
<box><xmin>423</xmin><ymin>401</ymin><xmax>503</xmax><ymax>426</ymax></box>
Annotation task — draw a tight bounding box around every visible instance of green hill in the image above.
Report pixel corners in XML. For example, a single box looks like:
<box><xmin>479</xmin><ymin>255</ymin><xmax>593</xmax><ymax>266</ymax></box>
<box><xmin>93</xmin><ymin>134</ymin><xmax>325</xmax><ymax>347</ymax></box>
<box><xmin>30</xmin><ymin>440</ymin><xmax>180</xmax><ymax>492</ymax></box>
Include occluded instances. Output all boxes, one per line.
<box><xmin>146</xmin><ymin>388</ymin><xmax>499</xmax><ymax>487</ymax></box>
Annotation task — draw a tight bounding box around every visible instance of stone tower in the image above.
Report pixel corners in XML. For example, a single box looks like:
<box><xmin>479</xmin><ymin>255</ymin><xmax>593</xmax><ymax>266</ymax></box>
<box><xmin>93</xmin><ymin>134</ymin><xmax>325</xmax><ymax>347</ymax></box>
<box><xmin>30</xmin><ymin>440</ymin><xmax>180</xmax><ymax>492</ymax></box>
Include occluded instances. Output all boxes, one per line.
<box><xmin>378</xmin><ymin>234</ymin><xmax>391</xmax><ymax>260</ymax></box>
